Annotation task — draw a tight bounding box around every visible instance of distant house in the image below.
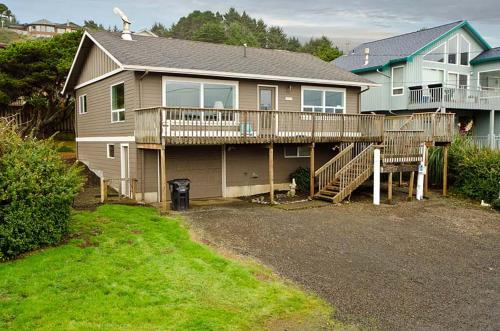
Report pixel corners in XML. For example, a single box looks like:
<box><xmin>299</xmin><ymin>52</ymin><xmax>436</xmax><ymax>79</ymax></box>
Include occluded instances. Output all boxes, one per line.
<box><xmin>8</xmin><ymin>19</ymin><xmax>80</xmax><ymax>38</ymax></box>
<box><xmin>334</xmin><ymin>21</ymin><xmax>500</xmax><ymax>149</ymax></box>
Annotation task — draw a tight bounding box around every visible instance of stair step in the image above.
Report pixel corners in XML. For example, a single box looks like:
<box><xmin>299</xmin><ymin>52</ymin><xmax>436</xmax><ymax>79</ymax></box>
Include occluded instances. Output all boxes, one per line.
<box><xmin>314</xmin><ymin>194</ymin><xmax>334</xmax><ymax>202</ymax></box>
<box><xmin>319</xmin><ymin>190</ymin><xmax>337</xmax><ymax>197</ymax></box>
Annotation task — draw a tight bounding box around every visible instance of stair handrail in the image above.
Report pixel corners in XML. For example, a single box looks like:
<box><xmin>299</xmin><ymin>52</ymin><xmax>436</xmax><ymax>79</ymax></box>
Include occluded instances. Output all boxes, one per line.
<box><xmin>335</xmin><ymin>144</ymin><xmax>375</xmax><ymax>202</ymax></box>
<box><xmin>314</xmin><ymin>143</ymin><xmax>354</xmax><ymax>176</ymax></box>
<box><xmin>314</xmin><ymin>143</ymin><xmax>354</xmax><ymax>193</ymax></box>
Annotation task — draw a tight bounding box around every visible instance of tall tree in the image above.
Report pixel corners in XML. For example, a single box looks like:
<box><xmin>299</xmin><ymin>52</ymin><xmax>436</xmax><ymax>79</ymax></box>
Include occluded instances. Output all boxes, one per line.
<box><xmin>151</xmin><ymin>22</ymin><xmax>170</xmax><ymax>37</ymax></box>
<box><xmin>192</xmin><ymin>22</ymin><xmax>226</xmax><ymax>43</ymax></box>
<box><xmin>0</xmin><ymin>31</ymin><xmax>82</xmax><ymax>137</ymax></box>
<box><xmin>302</xmin><ymin>36</ymin><xmax>343</xmax><ymax>61</ymax></box>
<box><xmin>83</xmin><ymin>20</ymin><xmax>105</xmax><ymax>31</ymax></box>
<box><xmin>170</xmin><ymin>10</ymin><xmax>222</xmax><ymax>40</ymax></box>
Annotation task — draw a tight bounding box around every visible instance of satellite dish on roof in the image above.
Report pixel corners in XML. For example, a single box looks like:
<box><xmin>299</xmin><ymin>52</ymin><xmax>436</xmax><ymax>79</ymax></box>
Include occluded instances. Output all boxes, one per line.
<box><xmin>113</xmin><ymin>7</ymin><xmax>132</xmax><ymax>40</ymax></box>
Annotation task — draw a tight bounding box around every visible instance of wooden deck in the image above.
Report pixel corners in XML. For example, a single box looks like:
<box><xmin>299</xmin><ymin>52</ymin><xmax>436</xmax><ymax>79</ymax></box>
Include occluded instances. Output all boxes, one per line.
<box><xmin>408</xmin><ymin>87</ymin><xmax>500</xmax><ymax>111</ymax></box>
<box><xmin>135</xmin><ymin>107</ymin><xmax>454</xmax><ymax>146</ymax></box>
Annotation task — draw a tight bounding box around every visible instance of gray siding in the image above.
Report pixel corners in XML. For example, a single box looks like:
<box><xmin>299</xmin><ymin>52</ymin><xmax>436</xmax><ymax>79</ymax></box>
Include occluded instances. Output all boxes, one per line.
<box><xmin>75</xmin><ymin>71</ymin><xmax>137</xmax><ymax>137</ymax></box>
<box><xmin>77</xmin><ymin>44</ymin><xmax>119</xmax><ymax>85</ymax></box>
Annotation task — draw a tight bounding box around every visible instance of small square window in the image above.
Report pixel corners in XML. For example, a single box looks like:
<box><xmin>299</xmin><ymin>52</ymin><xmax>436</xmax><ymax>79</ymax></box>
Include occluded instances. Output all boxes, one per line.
<box><xmin>284</xmin><ymin>146</ymin><xmax>310</xmax><ymax>158</ymax></box>
<box><xmin>78</xmin><ymin>95</ymin><xmax>87</xmax><ymax>114</ymax></box>
<box><xmin>107</xmin><ymin>144</ymin><xmax>115</xmax><ymax>159</ymax></box>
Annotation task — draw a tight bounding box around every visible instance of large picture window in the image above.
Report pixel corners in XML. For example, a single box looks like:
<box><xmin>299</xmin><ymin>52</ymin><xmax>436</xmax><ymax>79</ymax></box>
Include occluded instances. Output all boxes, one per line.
<box><xmin>111</xmin><ymin>82</ymin><xmax>125</xmax><ymax>122</ymax></box>
<box><xmin>164</xmin><ymin>79</ymin><xmax>237</xmax><ymax>122</ymax></box>
<box><xmin>459</xmin><ymin>35</ymin><xmax>470</xmax><ymax>66</ymax></box>
<box><xmin>302</xmin><ymin>88</ymin><xmax>345</xmax><ymax>113</ymax></box>
<box><xmin>392</xmin><ymin>66</ymin><xmax>404</xmax><ymax>96</ymax></box>
<box><xmin>447</xmin><ymin>36</ymin><xmax>458</xmax><ymax>64</ymax></box>
<box><xmin>423</xmin><ymin>43</ymin><xmax>445</xmax><ymax>63</ymax></box>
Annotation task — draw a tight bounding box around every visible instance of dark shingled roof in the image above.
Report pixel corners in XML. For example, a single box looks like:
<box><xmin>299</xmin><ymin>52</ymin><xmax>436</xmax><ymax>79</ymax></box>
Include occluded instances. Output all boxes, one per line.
<box><xmin>471</xmin><ymin>47</ymin><xmax>500</xmax><ymax>65</ymax></box>
<box><xmin>88</xmin><ymin>30</ymin><xmax>373</xmax><ymax>85</ymax></box>
<box><xmin>333</xmin><ymin>21</ymin><xmax>465</xmax><ymax>72</ymax></box>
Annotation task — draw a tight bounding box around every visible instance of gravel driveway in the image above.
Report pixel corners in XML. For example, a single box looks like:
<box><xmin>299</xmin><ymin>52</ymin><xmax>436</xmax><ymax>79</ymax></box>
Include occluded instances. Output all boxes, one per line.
<box><xmin>184</xmin><ymin>193</ymin><xmax>500</xmax><ymax>330</ymax></box>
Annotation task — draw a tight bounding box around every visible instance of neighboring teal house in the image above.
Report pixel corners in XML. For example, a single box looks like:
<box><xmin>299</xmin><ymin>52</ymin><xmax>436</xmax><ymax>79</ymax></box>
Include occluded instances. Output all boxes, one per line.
<box><xmin>334</xmin><ymin>21</ymin><xmax>500</xmax><ymax>149</ymax></box>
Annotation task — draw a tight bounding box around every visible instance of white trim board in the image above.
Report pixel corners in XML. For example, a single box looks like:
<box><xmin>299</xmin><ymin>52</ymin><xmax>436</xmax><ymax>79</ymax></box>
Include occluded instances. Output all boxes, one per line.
<box><xmin>74</xmin><ymin>68</ymin><xmax>124</xmax><ymax>90</ymax></box>
<box><xmin>127</xmin><ymin>65</ymin><xmax>380</xmax><ymax>88</ymax></box>
<box><xmin>76</xmin><ymin>136</ymin><xmax>135</xmax><ymax>142</ymax></box>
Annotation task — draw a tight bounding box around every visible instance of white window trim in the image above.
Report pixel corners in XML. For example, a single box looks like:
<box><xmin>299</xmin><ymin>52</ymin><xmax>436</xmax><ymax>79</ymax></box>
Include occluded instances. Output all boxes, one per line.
<box><xmin>106</xmin><ymin>143</ymin><xmax>115</xmax><ymax>159</ymax></box>
<box><xmin>422</xmin><ymin>67</ymin><xmax>445</xmax><ymax>87</ymax></box>
<box><xmin>458</xmin><ymin>34</ymin><xmax>471</xmax><ymax>67</ymax></box>
<box><xmin>447</xmin><ymin>35</ymin><xmax>459</xmax><ymax>65</ymax></box>
<box><xmin>300</xmin><ymin>85</ymin><xmax>346</xmax><ymax>114</ymax></box>
<box><xmin>257</xmin><ymin>84</ymin><xmax>279</xmax><ymax>110</ymax></box>
<box><xmin>284</xmin><ymin>145</ymin><xmax>311</xmax><ymax>158</ymax></box>
<box><xmin>391</xmin><ymin>66</ymin><xmax>405</xmax><ymax>96</ymax></box>
<box><xmin>423</xmin><ymin>42</ymin><xmax>447</xmax><ymax>64</ymax></box>
<box><xmin>477</xmin><ymin>69</ymin><xmax>500</xmax><ymax>91</ymax></box>
<box><xmin>161</xmin><ymin>76</ymin><xmax>239</xmax><ymax>126</ymax></box>
<box><xmin>110</xmin><ymin>81</ymin><xmax>125</xmax><ymax>123</ymax></box>
<box><xmin>78</xmin><ymin>94</ymin><xmax>87</xmax><ymax>114</ymax></box>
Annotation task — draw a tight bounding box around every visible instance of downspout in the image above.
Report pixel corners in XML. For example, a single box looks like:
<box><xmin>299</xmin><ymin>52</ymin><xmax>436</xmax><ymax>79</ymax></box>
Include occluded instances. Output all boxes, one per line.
<box><xmin>376</xmin><ymin>69</ymin><xmax>392</xmax><ymax>114</ymax></box>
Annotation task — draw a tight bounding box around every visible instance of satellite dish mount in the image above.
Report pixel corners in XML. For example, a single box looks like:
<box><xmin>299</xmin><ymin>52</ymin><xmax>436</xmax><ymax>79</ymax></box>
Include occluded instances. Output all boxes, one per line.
<box><xmin>113</xmin><ymin>7</ymin><xmax>132</xmax><ymax>40</ymax></box>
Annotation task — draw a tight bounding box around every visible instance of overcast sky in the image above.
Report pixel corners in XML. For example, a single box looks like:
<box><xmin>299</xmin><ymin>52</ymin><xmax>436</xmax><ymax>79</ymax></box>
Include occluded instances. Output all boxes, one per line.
<box><xmin>7</xmin><ymin>0</ymin><xmax>500</xmax><ymax>49</ymax></box>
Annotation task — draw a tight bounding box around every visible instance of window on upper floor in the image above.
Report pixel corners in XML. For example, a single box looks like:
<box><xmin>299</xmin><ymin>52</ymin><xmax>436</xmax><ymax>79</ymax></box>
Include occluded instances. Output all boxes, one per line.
<box><xmin>392</xmin><ymin>66</ymin><xmax>404</xmax><ymax>96</ymax></box>
<box><xmin>423</xmin><ymin>43</ymin><xmax>445</xmax><ymax>63</ymax></box>
<box><xmin>78</xmin><ymin>95</ymin><xmax>87</xmax><ymax>114</ymax></box>
<box><xmin>448</xmin><ymin>36</ymin><xmax>458</xmax><ymax>64</ymax></box>
<box><xmin>302</xmin><ymin>88</ymin><xmax>345</xmax><ymax>113</ymax></box>
<box><xmin>459</xmin><ymin>35</ymin><xmax>470</xmax><ymax>66</ymax></box>
<box><xmin>111</xmin><ymin>82</ymin><xmax>125</xmax><ymax>122</ymax></box>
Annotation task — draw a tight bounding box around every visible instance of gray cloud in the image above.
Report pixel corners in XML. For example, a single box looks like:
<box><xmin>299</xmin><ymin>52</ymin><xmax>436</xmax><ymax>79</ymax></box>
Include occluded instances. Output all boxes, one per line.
<box><xmin>8</xmin><ymin>0</ymin><xmax>500</xmax><ymax>47</ymax></box>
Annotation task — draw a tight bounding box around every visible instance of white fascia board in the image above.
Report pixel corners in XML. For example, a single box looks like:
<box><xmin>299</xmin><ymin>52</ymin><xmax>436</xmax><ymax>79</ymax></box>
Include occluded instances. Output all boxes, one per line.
<box><xmin>122</xmin><ymin>65</ymin><xmax>381</xmax><ymax>88</ymax></box>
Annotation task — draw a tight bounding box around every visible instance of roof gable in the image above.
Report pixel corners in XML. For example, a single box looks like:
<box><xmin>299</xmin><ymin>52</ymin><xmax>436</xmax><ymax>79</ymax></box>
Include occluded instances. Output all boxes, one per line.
<box><xmin>333</xmin><ymin>20</ymin><xmax>491</xmax><ymax>73</ymax></box>
<box><xmin>471</xmin><ymin>47</ymin><xmax>500</xmax><ymax>65</ymax></box>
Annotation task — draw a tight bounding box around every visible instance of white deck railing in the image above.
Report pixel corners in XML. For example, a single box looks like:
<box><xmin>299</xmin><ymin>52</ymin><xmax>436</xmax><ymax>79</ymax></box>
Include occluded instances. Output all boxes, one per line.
<box><xmin>408</xmin><ymin>87</ymin><xmax>500</xmax><ymax>110</ymax></box>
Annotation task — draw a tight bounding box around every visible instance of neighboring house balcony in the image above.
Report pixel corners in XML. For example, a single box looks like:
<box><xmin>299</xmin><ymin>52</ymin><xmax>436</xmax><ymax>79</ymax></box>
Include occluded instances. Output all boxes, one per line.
<box><xmin>408</xmin><ymin>86</ymin><xmax>500</xmax><ymax>111</ymax></box>
<box><xmin>134</xmin><ymin>107</ymin><xmax>454</xmax><ymax>146</ymax></box>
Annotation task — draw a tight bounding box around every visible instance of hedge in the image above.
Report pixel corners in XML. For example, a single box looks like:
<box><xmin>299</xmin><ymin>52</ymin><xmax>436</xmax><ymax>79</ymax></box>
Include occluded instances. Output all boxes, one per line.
<box><xmin>0</xmin><ymin>123</ymin><xmax>83</xmax><ymax>260</ymax></box>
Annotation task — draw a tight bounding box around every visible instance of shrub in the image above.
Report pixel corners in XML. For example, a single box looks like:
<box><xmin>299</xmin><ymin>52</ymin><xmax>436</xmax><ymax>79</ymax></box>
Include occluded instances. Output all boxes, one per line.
<box><xmin>445</xmin><ymin>137</ymin><xmax>500</xmax><ymax>203</ymax></box>
<box><xmin>0</xmin><ymin>122</ymin><xmax>83</xmax><ymax>260</ymax></box>
<box><xmin>57</xmin><ymin>144</ymin><xmax>74</xmax><ymax>153</ymax></box>
<box><xmin>491</xmin><ymin>198</ymin><xmax>500</xmax><ymax>211</ymax></box>
<box><xmin>290</xmin><ymin>167</ymin><xmax>310</xmax><ymax>192</ymax></box>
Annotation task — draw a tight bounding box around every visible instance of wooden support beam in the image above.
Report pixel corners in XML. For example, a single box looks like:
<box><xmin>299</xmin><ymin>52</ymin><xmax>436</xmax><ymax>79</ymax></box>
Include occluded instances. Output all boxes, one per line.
<box><xmin>269</xmin><ymin>143</ymin><xmax>274</xmax><ymax>204</ymax></box>
<box><xmin>408</xmin><ymin>172</ymin><xmax>415</xmax><ymax>201</ymax></box>
<box><xmin>141</xmin><ymin>149</ymin><xmax>145</xmax><ymax>202</ymax></box>
<box><xmin>309</xmin><ymin>143</ymin><xmax>315</xmax><ymax>198</ymax></box>
<box><xmin>424</xmin><ymin>145</ymin><xmax>429</xmax><ymax>197</ymax></box>
<box><xmin>160</xmin><ymin>147</ymin><xmax>168</xmax><ymax>211</ymax></box>
<box><xmin>399</xmin><ymin>171</ymin><xmax>403</xmax><ymax>187</ymax></box>
<box><xmin>131</xmin><ymin>179</ymin><xmax>137</xmax><ymax>201</ymax></box>
<box><xmin>443</xmin><ymin>145</ymin><xmax>449</xmax><ymax>196</ymax></box>
<box><xmin>100</xmin><ymin>178</ymin><xmax>108</xmax><ymax>203</ymax></box>
<box><xmin>387</xmin><ymin>172</ymin><xmax>393</xmax><ymax>205</ymax></box>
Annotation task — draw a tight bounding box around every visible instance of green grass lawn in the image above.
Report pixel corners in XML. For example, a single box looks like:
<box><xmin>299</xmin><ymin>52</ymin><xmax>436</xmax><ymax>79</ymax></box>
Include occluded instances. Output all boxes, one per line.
<box><xmin>0</xmin><ymin>205</ymin><xmax>335</xmax><ymax>330</ymax></box>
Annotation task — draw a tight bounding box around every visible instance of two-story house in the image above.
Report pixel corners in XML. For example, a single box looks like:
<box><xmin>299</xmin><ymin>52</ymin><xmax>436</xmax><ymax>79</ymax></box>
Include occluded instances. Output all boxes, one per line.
<box><xmin>334</xmin><ymin>21</ymin><xmax>500</xmax><ymax>149</ymax></box>
<box><xmin>62</xmin><ymin>25</ymin><xmax>454</xmax><ymax>207</ymax></box>
<box><xmin>9</xmin><ymin>19</ymin><xmax>80</xmax><ymax>38</ymax></box>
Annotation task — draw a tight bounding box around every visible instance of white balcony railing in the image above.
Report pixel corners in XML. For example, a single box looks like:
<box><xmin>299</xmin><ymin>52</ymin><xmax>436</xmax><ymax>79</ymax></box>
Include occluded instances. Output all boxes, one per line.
<box><xmin>408</xmin><ymin>87</ymin><xmax>500</xmax><ymax>110</ymax></box>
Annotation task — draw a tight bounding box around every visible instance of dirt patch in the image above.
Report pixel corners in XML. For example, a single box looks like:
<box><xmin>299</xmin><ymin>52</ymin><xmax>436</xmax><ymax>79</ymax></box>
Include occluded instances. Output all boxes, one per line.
<box><xmin>185</xmin><ymin>189</ymin><xmax>500</xmax><ymax>330</ymax></box>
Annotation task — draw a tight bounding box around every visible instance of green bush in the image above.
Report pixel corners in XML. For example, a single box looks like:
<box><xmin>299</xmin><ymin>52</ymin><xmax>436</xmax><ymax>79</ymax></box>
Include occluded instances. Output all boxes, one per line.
<box><xmin>56</xmin><ymin>144</ymin><xmax>74</xmax><ymax>153</ymax></box>
<box><xmin>491</xmin><ymin>199</ymin><xmax>500</xmax><ymax>211</ymax></box>
<box><xmin>0</xmin><ymin>122</ymin><xmax>83</xmax><ymax>260</ymax></box>
<box><xmin>446</xmin><ymin>137</ymin><xmax>500</xmax><ymax>203</ymax></box>
<box><xmin>290</xmin><ymin>167</ymin><xmax>310</xmax><ymax>192</ymax></box>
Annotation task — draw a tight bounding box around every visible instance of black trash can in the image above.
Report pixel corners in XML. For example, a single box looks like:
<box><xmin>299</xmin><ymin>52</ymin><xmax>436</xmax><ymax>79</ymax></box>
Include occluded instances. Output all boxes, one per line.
<box><xmin>168</xmin><ymin>179</ymin><xmax>191</xmax><ymax>211</ymax></box>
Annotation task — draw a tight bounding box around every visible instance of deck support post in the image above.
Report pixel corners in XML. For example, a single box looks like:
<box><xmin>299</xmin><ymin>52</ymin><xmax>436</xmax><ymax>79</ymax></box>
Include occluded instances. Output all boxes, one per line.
<box><xmin>443</xmin><ymin>145</ymin><xmax>449</xmax><ymax>196</ymax></box>
<box><xmin>399</xmin><ymin>171</ymin><xmax>403</xmax><ymax>187</ymax></box>
<box><xmin>423</xmin><ymin>144</ymin><xmax>429</xmax><ymax>197</ymax></box>
<box><xmin>160</xmin><ymin>147</ymin><xmax>168</xmax><ymax>211</ymax></box>
<box><xmin>489</xmin><ymin>109</ymin><xmax>496</xmax><ymax>149</ymax></box>
<box><xmin>417</xmin><ymin>144</ymin><xmax>426</xmax><ymax>200</ymax></box>
<box><xmin>100</xmin><ymin>178</ymin><xmax>108</xmax><ymax>203</ymax></box>
<box><xmin>387</xmin><ymin>172</ymin><xmax>393</xmax><ymax>205</ymax></box>
<box><xmin>408</xmin><ymin>172</ymin><xmax>415</xmax><ymax>201</ymax></box>
<box><xmin>373</xmin><ymin>148</ymin><xmax>381</xmax><ymax>205</ymax></box>
<box><xmin>268</xmin><ymin>143</ymin><xmax>275</xmax><ymax>204</ymax></box>
<box><xmin>141</xmin><ymin>149</ymin><xmax>145</xmax><ymax>202</ymax></box>
<box><xmin>309</xmin><ymin>143</ymin><xmax>315</xmax><ymax>198</ymax></box>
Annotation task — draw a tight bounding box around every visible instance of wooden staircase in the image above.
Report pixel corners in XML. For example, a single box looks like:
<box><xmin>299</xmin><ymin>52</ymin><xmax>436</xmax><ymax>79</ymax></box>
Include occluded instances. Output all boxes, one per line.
<box><xmin>314</xmin><ymin>143</ymin><xmax>375</xmax><ymax>203</ymax></box>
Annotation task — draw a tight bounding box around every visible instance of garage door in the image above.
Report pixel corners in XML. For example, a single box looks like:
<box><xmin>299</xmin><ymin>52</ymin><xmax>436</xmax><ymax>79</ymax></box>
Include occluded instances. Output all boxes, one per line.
<box><xmin>167</xmin><ymin>146</ymin><xmax>222</xmax><ymax>199</ymax></box>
